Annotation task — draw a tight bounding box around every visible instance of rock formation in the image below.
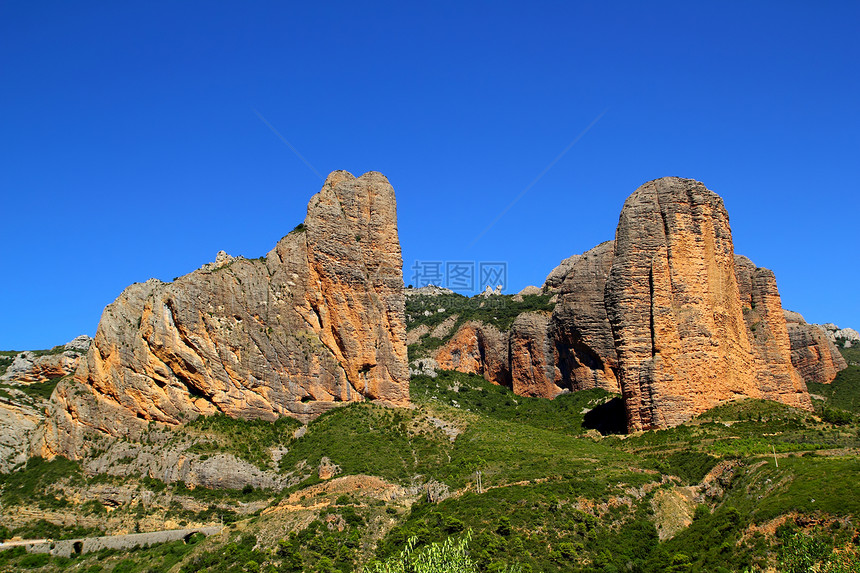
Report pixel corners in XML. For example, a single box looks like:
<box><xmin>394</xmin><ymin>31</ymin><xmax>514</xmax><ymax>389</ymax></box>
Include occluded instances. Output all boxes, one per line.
<box><xmin>605</xmin><ymin>177</ymin><xmax>811</xmax><ymax>431</ymax></box>
<box><xmin>40</xmin><ymin>171</ymin><xmax>409</xmax><ymax>458</ymax></box>
<box><xmin>784</xmin><ymin>311</ymin><xmax>847</xmax><ymax>384</ymax></box>
<box><xmin>1</xmin><ymin>336</ymin><xmax>92</xmax><ymax>383</ymax></box>
<box><xmin>544</xmin><ymin>255</ymin><xmax>580</xmax><ymax>292</ymax></box>
<box><xmin>422</xmin><ymin>178</ymin><xmax>834</xmax><ymax>431</ymax></box>
<box><xmin>434</xmin><ymin>322</ymin><xmax>510</xmax><ymax>386</ymax></box>
<box><xmin>509</xmin><ymin>312</ymin><xmax>558</xmax><ymax>397</ymax></box>
<box><xmin>431</xmin><ymin>243</ymin><xmax>619</xmax><ymax>397</ymax></box>
<box><xmin>815</xmin><ymin>322</ymin><xmax>860</xmax><ymax>349</ymax></box>
<box><xmin>549</xmin><ymin>241</ymin><xmax>620</xmax><ymax>393</ymax></box>
<box><xmin>0</xmin><ymin>396</ymin><xmax>45</xmax><ymax>472</ymax></box>
<box><xmin>733</xmin><ymin>255</ymin><xmax>809</xmax><ymax>403</ymax></box>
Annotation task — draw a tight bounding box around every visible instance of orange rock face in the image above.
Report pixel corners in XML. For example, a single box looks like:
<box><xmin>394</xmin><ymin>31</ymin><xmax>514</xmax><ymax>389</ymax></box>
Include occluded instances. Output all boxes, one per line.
<box><xmin>509</xmin><ymin>312</ymin><xmax>560</xmax><ymax>398</ymax></box>
<box><xmin>605</xmin><ymin>178</ymin><xmax>811</xmax><ymax>431</ymax></box>
<box><xmin>42</xmin><ymin>171</ymin><xmax>409</xmax><ymax>457</ymax></box>
<box><xmin>784</xmin><ymin>310</ymin><xmax>847</xmax><ymax>384</ymax></box>
<box><xmin>734</xmin><ymin>255</ymin><xmax>810</xmax><ymax>404</ymax></box>
<box><xmin>434</xmin><ymin>322</ymin><xmax>510</xmax><ymax>386</ymax></box>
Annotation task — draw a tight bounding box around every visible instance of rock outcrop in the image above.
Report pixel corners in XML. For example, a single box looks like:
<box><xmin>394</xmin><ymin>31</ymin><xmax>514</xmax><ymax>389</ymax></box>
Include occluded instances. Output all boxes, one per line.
<box><xmin>784</xmin><ymin>311</ymin><xmax>847</xmax><ymax>384</ymax></box>
<box><xmin>734</xmin><ymin>255</ymin><xmax>809</xmax><ymax>403</ymax></box>
<box><xmin>424</xmin><ymin>178</ymin><xmax>828</xmax><ymax>432</ymax></box>
<box><xmin>605</xmin><ymin>177</ymin><xmax>811</xmax><ymax>431</ymax></box>
<box><xmin>404</xmin><ymin>285</ymin><xmax>454</xmax><ymax>297</ymax></box>
<box><xmin>431</xmin><ymin>242</ymin><xmax>620</xmax><ymax>398</ymax></box>
<box><xmin>509</xmin><ymin>312</ymin><xmax>559</xmax><ymax>397</ymax></box>
<box><xmin>815</xmin><ymin>323</ymin><xmax>860</xmax><ymax>349</ymax></box>
<box><xmin>40</xmin><ymin>171</ymin><xmax>409</xmax><ymax>458</ymax></box>
<box><xmin>544</xmin><ymin>255</ymin><xmax>580</xmax><ymax>292</ymax></box>
<box><xmin>1</xmin><ymin>336</ymin><xmax>92</xmax><ymax>383</ymax></box>
<box><xmin>0</xmin><ymin>396</ymin><xmax>45</xmax><ymax>472</ymax></box>
<box><xmin>549</xmin><ymin>241</ymin><xmax>620</xmax><ymax>393</ymax></box>
<box><xmin>434</xmin><ymin>322</ymin><xmax>510</xmax><ymax>386</ymax></box>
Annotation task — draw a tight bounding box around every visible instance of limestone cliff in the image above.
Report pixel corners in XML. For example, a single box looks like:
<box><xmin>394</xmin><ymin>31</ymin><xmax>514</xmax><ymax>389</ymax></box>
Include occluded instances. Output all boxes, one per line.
<box><xmin>40</xmin><ymin>171</ymin><xmax>409</xmax><ymax>458</ymax></box>
<box><xmin>784</xmin><ymin>310</ymin><xmax>847</xmax><ymax>384</ymax></box>
<box><xmin>605</xmin><ymin>177</ymin><xmax>811</xmax><ymax>431</ymax></box>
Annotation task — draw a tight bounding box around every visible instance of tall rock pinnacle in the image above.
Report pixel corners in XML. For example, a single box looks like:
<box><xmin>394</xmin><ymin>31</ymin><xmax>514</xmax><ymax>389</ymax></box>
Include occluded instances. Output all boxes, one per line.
<box><xmin>39</xmin><ymin>171</ymin><xmax>409</xmax><ymax>458</ymax></box>
<box><xmin>605</xmin><ymin>177</ymin><xmax>811</xmax><ymax>431</ymax></box>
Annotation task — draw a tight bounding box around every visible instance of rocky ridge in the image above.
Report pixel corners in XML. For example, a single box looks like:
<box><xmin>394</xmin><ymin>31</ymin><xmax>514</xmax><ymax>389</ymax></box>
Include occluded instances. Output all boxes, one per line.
<box><xmin>816</xmin><ymin>323</ymin><xmax>860</xmax><ymax>348</ymax></box>
<box><xmin>1</xmin><ymin>336</ymin><xmax>92</xmax><ymax>383</ymax></box>
<box><xmin>421</xmin><ymin>177</ymin><xmax>834</xmax><ymax>431</ymax></box>
<box><xmin>37</xmin><ymin>171</ymin><xmax>409</xmax><ymax>459</ymax></box>
<box><xmin>784</xmin><ymin>311</ymin><xmax>848</xmax><ymax>384</ymax></box>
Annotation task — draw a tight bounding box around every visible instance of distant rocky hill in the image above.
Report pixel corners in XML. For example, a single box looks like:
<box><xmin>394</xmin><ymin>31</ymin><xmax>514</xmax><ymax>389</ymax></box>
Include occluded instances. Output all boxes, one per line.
<box><xmin>412</xmin><ymin>177</ymin><xmax>846</xmax><ymax>431</ymax></box>
<box><xmin>816</xmin><ymin>322</ymin><xmax>860</xmax><ymax>348</ymax></box>
<box><xmin>0</xmin><ymin>336</ymin><xmax>92</xmax><ymax>383</ymax></box>
<box><xmin>35</xmin><ymin>171</ymin><xmax>409</xmax><ymax>460</ymax></box>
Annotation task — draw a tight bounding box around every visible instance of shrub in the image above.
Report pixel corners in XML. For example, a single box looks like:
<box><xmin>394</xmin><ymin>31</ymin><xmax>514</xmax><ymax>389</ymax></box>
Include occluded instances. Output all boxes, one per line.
<box><xmin>19</xmin><ymin>553</ymin><xmax>51</xmax><ymax>568</ymax></box>
<box><xmin>364</xmin><ymin>531</ymin><xmax>513</xmax><ymax>573</ymax></box>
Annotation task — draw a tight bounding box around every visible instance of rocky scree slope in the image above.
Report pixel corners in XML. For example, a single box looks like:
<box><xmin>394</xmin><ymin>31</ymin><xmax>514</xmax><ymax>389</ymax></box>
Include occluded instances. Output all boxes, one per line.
<box><xmin>36</xmin><ymin>171</ymin><xmax>409</xmax><ymax>459</ymax></box>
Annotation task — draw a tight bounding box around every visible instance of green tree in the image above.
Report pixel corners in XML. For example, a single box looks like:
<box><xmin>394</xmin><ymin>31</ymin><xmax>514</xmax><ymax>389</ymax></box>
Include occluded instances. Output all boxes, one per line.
<box><xmin>364</xmin><ymin>531</ymin><xmax>522</xmax><ymax>573</ymax></box>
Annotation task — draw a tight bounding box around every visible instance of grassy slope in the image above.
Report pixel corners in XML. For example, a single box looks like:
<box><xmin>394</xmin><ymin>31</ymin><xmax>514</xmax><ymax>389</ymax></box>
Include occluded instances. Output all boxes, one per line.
<box><xmin>1</xmin><ymin>369</ymin><xmax>859</xmax><ymax>572</ymax></box>
<box><xmin>808</xmin><ymin>365</ymin><xmax>860</xmax><ymax>414</ymax></box>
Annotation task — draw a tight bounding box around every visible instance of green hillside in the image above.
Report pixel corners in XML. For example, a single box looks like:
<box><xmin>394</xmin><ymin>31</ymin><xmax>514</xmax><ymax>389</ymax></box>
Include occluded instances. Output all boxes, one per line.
<box><xmin>1</xmin><ymin>369</ymin><xmax>859</xmax><ymax>572</ymax></box>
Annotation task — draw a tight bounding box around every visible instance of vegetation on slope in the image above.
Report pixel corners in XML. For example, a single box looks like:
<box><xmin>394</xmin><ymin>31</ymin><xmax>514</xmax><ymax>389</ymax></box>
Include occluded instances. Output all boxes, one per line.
<box><xmin>1</xmin><ymin>367</ymin><xmax>860</xmax><ymax>572</ymax></box>
<box><xmin>405</xmin><ymin>293</ymin><xmax>555</xmax><ymax>360</ymax></box>
<box><xmin>180</xmin><ymin>413</ymin><xmax>302</xmax><ymax>471</ymax></box>
<box><xmin>837</xmin><ymin>343</ymin><xmax>860</xmax><ymax>366</ymax></box>
<box><xmin>808</xmin><ymin>365</ymin><xmax>860</xmax><ymax>415</ymax></box>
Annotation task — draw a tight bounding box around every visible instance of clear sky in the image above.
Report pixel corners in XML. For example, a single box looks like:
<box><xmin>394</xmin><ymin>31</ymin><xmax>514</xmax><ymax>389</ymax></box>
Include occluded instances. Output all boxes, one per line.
<box><xmin>1</xmin><ymin>1</ymin><xmax>858</xmax><ymax>350</ymax></box>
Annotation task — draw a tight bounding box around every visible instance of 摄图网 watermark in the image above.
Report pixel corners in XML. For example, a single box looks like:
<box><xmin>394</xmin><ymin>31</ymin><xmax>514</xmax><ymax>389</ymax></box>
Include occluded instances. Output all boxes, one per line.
<box><xmin>410</xmin><ymin>261</ymin><xmax>507</xmax><ymax>294</ymax></box>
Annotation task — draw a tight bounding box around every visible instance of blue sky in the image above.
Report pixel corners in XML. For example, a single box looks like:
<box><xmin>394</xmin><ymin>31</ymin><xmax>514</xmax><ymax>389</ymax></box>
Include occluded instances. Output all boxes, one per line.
<box><xmin>1</xmin><ymin>1</ymin><xmax>858</xmax><ymax>349</ymax></box>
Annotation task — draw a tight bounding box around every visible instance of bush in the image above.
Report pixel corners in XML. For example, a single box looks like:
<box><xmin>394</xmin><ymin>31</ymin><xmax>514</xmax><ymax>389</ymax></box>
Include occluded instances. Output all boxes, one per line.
<box><xmin>821</xmin><ymin>406</ymin><xmax>853</xmax><ymax>426</ymax></box>
<box><xmin>19</xmin><ymin>553</ymin><xmax>51</xmax><ymax>568</ymax></box>
<box><xmin>364</xmin><ymin>531</ymin><xmax>518</xmax><ymax>573</ymax></box>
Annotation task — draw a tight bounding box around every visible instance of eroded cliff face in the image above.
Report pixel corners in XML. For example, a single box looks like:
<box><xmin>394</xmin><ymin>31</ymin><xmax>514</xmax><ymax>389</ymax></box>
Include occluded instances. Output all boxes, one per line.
<box><xmin>1</xmin><ymin>336</ymin><xmax>92</xmax><ymax>383</ymax></box>
<box><xmin>431</xmin><ymin>242</ymin><xmax>620</xmax><ymax>398</ymax></box>
<box><xmin>734</xmin><ymin>256</ymin><xmax>809</xmax><ymax>403</ymax></box>
<box><xmin>434</xmin><ymin>322</ymin><xmax>510</xmax><ymax>387</ymax></box>
<box><xmin>605</xmin><ymin>178</ymin><xmax>811</xmax><ymax>431</ymax></box>
<box><xmin>509</xmin><ymin>312</ymin><xmax>559</xmax><ymax>398</ymax></box>
<box><xmin>40</xmin><ymin>171</ymin><xmax>409</xmax><ymax>458</ymax></box>
<box><xmin>549</xmin><ymin>241</ymin><xmax>620</xmax><ymax>393</ymax></box>
<box><xmin>784</xmin><ymin>310</ymin><xmax>847</xmax><ymax>384</ymax></box>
